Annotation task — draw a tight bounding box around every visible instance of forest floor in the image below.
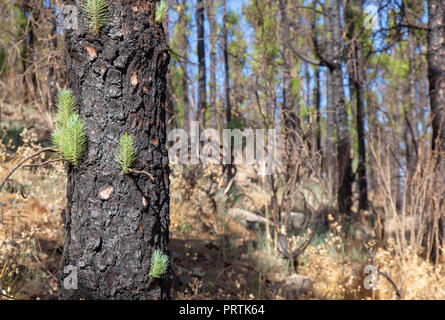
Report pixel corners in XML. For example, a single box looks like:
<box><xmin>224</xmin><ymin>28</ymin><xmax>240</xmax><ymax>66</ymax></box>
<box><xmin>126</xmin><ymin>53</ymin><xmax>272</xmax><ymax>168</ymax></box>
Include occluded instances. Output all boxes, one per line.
<box><xmin>1</xmin><ymin>102</ymin><xmax>445</xmax><ymax>300</ymax></box>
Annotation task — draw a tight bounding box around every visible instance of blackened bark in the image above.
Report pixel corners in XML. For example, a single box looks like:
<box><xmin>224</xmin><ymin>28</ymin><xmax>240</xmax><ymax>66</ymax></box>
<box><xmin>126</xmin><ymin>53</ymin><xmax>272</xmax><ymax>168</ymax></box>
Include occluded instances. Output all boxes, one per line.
<box><xmin>58</xmin><ymin>0</ymin><xmax>171</xmax><ymax>300</ymax></box>
<box><xmin>323</xmin><ymin>1</ymin><xmax>337</xmax><ymax>197</ymax></box>
<box><xmin>223</xmin><ymin>0</ymin><xmax>233</xmax><ymax>181</ymax></box>
<box><xmin>197</xmin><ymin>0</ymin><xmax>207</xmax><ymax>128</ymax></box>
<box><xmin>346</xmin><ymin>0</ymin><xmax>368</xmax><ymax>211</ymax></box>
<box><xmin>177</xmin><ymin>0</ymin><xmax>190</xmax><ymax>131</ymax></box>
<box><xmin>21</xmin><ymin>2</ymin><xmax>40</xmax><ymax>104</ymax></box>
<box><xmin>314</xmin><ymin>66</ymin><xmax>321</xmax><ymax>152</ymax></box>
<box><xmin>206</xmin><ymin>0</ymin><xmax>217</xmax><ymax>129</ymax></box>
<box><xmin>427</xmin><ymin>0</ymin><xmax>445</xmax><ymax>262</ymax></box>
<box><xmin>331</xmin><ymin>0</ymin><xmax>353</xmax><ymax>214</ymax></box>
<box><xmin>353</xmin><ymin>44</ymin><xmax>368</xmax><ymax>211</ymax></box>
<box><xmin>278</xmin><ymin>0</ymin><xmax>299</xmax><ymax>185</ymax></box>
<box><xmin>428</xmin><ymin>1</ymin><xmax>445</xmax><ymax>160</ymax></box>
<box><xmin>403</xmin><ymin>0</ymin><xmax>419</xmax><ymax>176</ymax></box>
<box><xmin>47</xmin><ymin>0</ymin><xmax>59</xmax><ymax>111</ymax></box>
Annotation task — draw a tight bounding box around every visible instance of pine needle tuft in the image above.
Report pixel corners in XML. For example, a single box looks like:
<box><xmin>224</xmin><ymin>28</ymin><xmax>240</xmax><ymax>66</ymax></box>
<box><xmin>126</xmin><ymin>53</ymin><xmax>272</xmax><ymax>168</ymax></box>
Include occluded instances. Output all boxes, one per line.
<box><xmin>155</xmin><ymin>0</ymin><xmax>168</xmax><ymax>23</ymax></box>
<box><xmin>149</xmin><ymin>250</ymin><xmax>169</xmax><ymax>278</ymax></box>
<box><xmin>55</xmin><ymin>89</ymin><xmax>77</xmax><ymax>128</ymax></box>
<box><xmin>51</xmin><ymin>89</ymin><xmax>87</xmax><ymax>166</ymax></box>
<box><xmin>82</xmin><ymin>0</ymin><xmax>109</xmax><ymax>35</ymax></box>
<box><xmin>117</xmin><ymin>133</ymin><xmax>136</xmax><ymax>174</ymax></box>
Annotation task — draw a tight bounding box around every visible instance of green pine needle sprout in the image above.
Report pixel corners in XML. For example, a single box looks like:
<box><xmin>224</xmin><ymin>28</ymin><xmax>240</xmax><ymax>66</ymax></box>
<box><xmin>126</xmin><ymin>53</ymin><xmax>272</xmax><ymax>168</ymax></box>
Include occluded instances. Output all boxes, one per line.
<box><xmin>52</xmin><ymin>114</ymin><xmax>87</xmax><ymax>166</ymax></box>
<box><xmin>55</xmin><ymin>89</ymin><xmax>77</xmax><ymax>128</ymax></box>
<box><xmin>149</xmin><ymin>250</ymin><xmax>169</xmax><ymax>278</ymax></box>
<box><xmin>52</xmin><ymin>89</ymin><xmax>87</xmax><ymax>166</ymax></box>
<box><xmin>117</xmin><ymin>133</ymin><xmax>136</xmax><ymax>174</ymax></box>
<box><xmin>155</xmin><ymin>0</ymin><xmax>168</xmax><ymax>23</ymax></box>
<box><xmin>82</xmin><ymin>0</ymin><xmax>109</xmax><ymax>34</ymax></box>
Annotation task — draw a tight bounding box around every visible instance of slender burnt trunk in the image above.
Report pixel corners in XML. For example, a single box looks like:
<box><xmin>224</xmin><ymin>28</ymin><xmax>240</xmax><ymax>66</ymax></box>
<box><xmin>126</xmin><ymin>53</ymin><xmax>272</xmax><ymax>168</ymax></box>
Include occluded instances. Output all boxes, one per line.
<box><xmin>353</xmin><ymin>43</ymin><xmax>369</xmax><ymax>211</ymax></box>
<box><xmin>21</xmin><ymin>2</ymin><xmax>40</xmax><ymax>104</ymax></box>
<box><xmin>331</xmin><ymin>0</ymin><xmax>353</xmax><ymax>214</ymax></box>
<box><xmin>403</xmin><ymin>0</ymin><xmax>419</xmax><ymax>176</ymax></box>
<box><xmin>427</xmin><ymin>0</ymin><xmax>445</xmax><ymax>261</ymax></box>
<box><xmin>314</xmin><ymin>66</ymin><xmax>321</xmax><ymax>152</ymax></box>
<box><xmin>278</xmin><ymin>0</ymin><xmax>298</xmax><ymax>185</ymax></box>
<box><xmin>58</xmin><ymin>0</ymin><xmax>171</xmax><ymax>299</ymax></box>
<box><xmin>178</xmin><ymin>0</ymin><xmax>190</xmax><ymax>131</ymax></box>
<box><xmin>428</xmin><ymin>1</ymin><xmax>445</xmax><ymax>157</ymax></box>
<box><xmin>346</xmin><ymin>0</ymin><xmax>368</xmax><ymax>211</ymax></box>
<box><xmin>197</xmin><ymin>0</ymin><xmax>207</xmax><ymax>128</ymax></box>
<box><xmin>223</xmin><ymin>0</ymin><xmax>233</xmax><ymax>181</ymax></box>
<box><xmin>206</xmin><ymin>0</ymin><xmax>217</xmax><ymax>129</ymax></box>
<box><xmin>323</xmin><ymin>1</ymin><xmax>337</xmax><ymax>198</ymax></box>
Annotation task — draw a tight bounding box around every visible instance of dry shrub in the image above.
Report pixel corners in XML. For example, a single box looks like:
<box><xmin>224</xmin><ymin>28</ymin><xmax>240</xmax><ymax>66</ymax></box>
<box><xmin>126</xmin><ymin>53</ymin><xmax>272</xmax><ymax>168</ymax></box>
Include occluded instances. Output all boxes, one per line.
<box><xmin>0</xmin><ymin>129</ymin><xmax>65</xmax><ymax>299</ymax></box>
<box><xmin>373</xmin><ymin>240</ymin><xmax>445</xmax><ymax>299</ymax></box>
<box><xmin>170</xmin><ymin>164</ymin><xmax>221</xmax><ymax>233</ymax></box>
<box><xmin>296</xmin><ymin>223</ymin><xmax>368</xmax><ymax>300</ymax></box>
<box><xmin>370</xmin><ymin>135</ymin><xmax>445</xmax><ymax>263</ymax></box>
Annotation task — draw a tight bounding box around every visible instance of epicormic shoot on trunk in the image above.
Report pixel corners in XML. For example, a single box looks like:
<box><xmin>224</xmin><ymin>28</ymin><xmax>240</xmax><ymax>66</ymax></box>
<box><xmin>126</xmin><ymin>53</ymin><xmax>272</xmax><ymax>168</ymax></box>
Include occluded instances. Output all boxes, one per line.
<box><xmin>149</xmin><ymin>249</ymin><xmax>169</xmax><ymax>278</ymax></box>
<box><xmin>155</xmin><ymin>0</ymin><xmax>168</xmax><ymax>23</ymax></box>
<box><xmin>81</xmin><ymin>0</ymin><xmax>109</xmax><ymax>35</ymax></box>
<box><xmin>51</xmin><ymin>89</ymin><xmax>87</xmax><ymax>166</ymax></box>
<box><xmin>117</xmin><ymin>132</ymin><xmax>136</xmax><ymax>174</ymax></box>
<box><xmin>117</xmin><ymin>133</ymin><xmax>155</xmax><ymax>180</ymax></box>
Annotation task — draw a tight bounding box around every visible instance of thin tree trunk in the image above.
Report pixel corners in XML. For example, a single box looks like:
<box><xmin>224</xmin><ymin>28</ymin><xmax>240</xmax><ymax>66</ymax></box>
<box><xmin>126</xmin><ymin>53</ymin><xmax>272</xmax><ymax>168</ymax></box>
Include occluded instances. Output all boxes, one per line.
<box><xmin>178</xmin><ymin>0</ymin><xmax>190</xmax><ymax>131</ymax></box>
<box><xmin>346</xmin><ymin>0</ymin><xmax>368</xmax><ymax>211</ymax></box>
<box><xmin>279</xmin><ymin>0</ymin><xmax>299</xmax><ymax>186</ymax></box>
<box><xmin>58</xmin><ymin>0</ymin><xmax>171</xmax><ymax>299</ymax></box>
<box><xmin>404</xmin><ymin>0</ymin><xmax>419</xmax><ymax>175</ymax></box>
<box><xmin>323</xmin><ymin>1</ymin><xmax>337</xmax><ymax>198</ymax></box>
<box><xmin>206</xmin><ymin>0</ymin><xmax>217</xmax><ymax>129</ymax></box>
<box><xmin>428</xmin><ymin>0</ymin><xmax>445</xmax><ymax>157</ymax></box>
<box><xmin>197</xmin><ymin>0</ymin><xmax>207</xmax><ymax>129</ymax></box>
<box><xmin>427</xmin><ymin>0</ymin><xmax>445</xmax><ymax>262</ymax></box>
<box><xmin>314</xmin><ymin>66</ymin><xmax>321</xmax><ymax>152</ymax></box>
<box><xmin>331</xmin><ymin>0</ymin><xmax>353</xmax><ymax>214</ymax></box>
<box><xmin>223</xmin><ymin>0</ymin><xmax>233</xmax><ymax>180</ymax></box>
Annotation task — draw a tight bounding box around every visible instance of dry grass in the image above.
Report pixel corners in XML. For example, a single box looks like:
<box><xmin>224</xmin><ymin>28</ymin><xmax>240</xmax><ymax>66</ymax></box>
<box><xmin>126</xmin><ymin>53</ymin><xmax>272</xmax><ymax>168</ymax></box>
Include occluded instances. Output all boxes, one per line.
<box><xmin>0</xmin><ymin>129</ymin><xmax>65</xmax><ymax>299</ymax></box>
<box><xmin>1</xmin><ymin>129</ymin><xmax>445</xmax><ymax>300</ymax></box>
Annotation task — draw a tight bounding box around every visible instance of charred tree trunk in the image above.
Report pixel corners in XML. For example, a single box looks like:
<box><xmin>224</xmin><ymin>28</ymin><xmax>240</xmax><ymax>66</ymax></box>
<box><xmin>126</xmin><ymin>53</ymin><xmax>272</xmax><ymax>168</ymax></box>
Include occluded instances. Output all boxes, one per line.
<box><xmin>323</xmin><ymin>1</ymin><xmax>337</xmax><ymax>199</ymax></box>
<box><xmin>206</xmin><ymin>0</ymin><xmax>217</xmax><ymax>129</ymax></box>
<box><xmin>314</xmin><ymin>66</ymin><xmax>321</xmax><ymax>152</ymax></box>
<box><xmin>21</xmin><ymin>2</ymin><xmax>40</xmax><ymax>104</ymax></box>
<box><xmin>428</xmin><ymin>0</ymin><xmax>445</xmax><ymax>159</ymax></box>
<box><xmin>197</xmin><ymin>0</ymin><xmax>207</xmax><ymax>128</ymax></box>
<box><xmin>331</xmin><ymin>0</ymin><xmax>353</xmax><ymax>215</ymax></box>
<box><xmin>58</xmin><ymin>0</ymin><xmax>171</xmax><ymax>300</ymax></box>
<box><xmin>427</xmin><ymin>0</ymin><xmax>445</xmax><ymax>262</ymax></box>
<box><xmin>346</xmin><ymin>0</ymin><xmax>368</xmax><ymax>211</ymax></box>
<box><xmin>177</xmin><ymin>0</ymin><xmax>190</xmax><ymax>131</ymax></box>
<box><xmin>403</xmin><ymin>0</ymin><xmax>419</xmax><ymax>177</ymax></box>
<box><xmin>278</xmin><ymin>0</ymin><xmax>299</xmax><ymax>187</ymax></box>
<box><xmin>223</xmin><ymin>0</ymin><xmax>233</xmax><ymax>181</ymax></box>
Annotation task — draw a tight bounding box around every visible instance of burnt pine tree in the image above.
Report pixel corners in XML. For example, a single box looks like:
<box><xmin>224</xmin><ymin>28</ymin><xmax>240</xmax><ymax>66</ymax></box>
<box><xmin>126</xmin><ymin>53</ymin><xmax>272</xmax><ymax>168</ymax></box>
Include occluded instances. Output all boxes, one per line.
<box><xmin>197</xmin><ymin>0</ymin><xmax>206</xmax><ymax>128</ymax></box>
<box><xmin>427</xmin><ymin>0</ymin><xmax>445</xmax><ymax>260</ymax></box>
<box><xmin>58</xmin><ymin>0</ymin><xmax>171</xmax><ymax>299</ymax></box>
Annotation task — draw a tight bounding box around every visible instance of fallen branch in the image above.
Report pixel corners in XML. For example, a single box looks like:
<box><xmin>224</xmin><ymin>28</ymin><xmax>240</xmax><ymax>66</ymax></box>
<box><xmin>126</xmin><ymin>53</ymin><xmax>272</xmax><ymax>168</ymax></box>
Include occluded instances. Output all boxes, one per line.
<box><xmin>377</xmin><ymin>268</ymin><xmax>402</xmax><ymax>300</ymax></box>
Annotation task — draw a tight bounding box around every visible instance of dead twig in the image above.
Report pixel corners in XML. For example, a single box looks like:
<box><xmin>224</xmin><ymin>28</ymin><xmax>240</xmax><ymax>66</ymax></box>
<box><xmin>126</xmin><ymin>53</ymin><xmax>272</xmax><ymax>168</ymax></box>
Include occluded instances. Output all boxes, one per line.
<box><xmin>376</xmin><ymin>268</ymin><xmax>402</xmax><ymax>300</ymax></box>
<box><xmin>0</xmin><ymin>147</ymin><xmax>57</xmax><ymax>193</ymax></box>
<box><xmin>130</xmin><ymin>169</ymin><xmax>155</xmax><ymax>181</ymax></box>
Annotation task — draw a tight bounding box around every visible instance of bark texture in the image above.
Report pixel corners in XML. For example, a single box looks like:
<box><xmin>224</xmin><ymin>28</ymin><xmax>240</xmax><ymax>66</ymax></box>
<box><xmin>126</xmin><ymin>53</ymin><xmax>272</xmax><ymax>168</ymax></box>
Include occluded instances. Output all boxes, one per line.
<box><xmin>428</xmin><ymin>0</ymin><xmax>445</xmax><ymax>159</ymax></box>
<box><xmin>58</xmin><ymin>0</ymin><xmax>171</xmax><ymax>300</ymax></box>
<box><xmin>197</xmin><ymin>0</ymin><xmax>207</xmax><ymax>128</ymax></box>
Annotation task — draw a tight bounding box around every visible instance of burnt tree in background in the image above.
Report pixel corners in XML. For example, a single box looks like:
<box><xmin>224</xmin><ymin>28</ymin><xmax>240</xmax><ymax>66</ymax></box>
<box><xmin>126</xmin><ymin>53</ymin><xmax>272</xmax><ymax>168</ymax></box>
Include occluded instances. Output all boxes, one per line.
<box><xmin>58</xmin><ymin>0</ymin><xmax>171</xmax><ymax>299</ymax></box>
